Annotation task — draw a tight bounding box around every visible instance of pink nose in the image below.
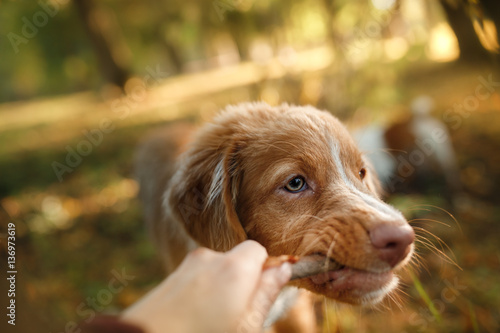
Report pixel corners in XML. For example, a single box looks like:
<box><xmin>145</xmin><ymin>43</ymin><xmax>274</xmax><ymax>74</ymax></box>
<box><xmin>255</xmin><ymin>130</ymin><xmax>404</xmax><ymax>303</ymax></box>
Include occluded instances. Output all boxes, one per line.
<box><xmin>370</xmin><ymin>224</ymin><xmax>415</xmax><ymax>267</ymax></box>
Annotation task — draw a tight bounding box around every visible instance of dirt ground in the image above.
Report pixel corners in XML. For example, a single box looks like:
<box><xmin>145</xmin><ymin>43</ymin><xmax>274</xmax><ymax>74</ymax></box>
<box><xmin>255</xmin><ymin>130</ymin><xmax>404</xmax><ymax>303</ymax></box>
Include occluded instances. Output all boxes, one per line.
<box><xmin>0</xmin><ymin>61</ymin><xmax>499</xmax><ymax>333</ymax></box>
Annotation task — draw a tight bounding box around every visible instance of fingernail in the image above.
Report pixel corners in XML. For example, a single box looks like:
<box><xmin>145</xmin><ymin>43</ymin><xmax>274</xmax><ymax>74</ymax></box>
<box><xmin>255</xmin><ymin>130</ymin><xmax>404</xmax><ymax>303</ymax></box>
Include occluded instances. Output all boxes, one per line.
<box><xmin>277</xmin><ymin>262</ymin><xmax>292</xmax><ymax>284</ymax></box>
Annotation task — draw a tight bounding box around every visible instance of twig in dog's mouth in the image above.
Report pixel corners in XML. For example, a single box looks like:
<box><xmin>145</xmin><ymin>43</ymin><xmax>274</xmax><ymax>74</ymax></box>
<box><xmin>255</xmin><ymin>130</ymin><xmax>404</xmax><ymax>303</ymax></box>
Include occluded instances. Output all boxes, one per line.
<box><xmin>263</xmin><ymin>255</ymin><xmax>344</xmax><ymax>280</ymax></box>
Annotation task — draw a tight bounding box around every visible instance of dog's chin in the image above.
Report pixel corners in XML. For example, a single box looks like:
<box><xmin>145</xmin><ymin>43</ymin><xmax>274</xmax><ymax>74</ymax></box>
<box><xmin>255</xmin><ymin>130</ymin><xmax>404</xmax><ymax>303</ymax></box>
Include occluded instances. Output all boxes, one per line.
<box><xmin>292</xmin><ymin>261</ymin><xmax>400</xmax><ymax>305</ymax></box>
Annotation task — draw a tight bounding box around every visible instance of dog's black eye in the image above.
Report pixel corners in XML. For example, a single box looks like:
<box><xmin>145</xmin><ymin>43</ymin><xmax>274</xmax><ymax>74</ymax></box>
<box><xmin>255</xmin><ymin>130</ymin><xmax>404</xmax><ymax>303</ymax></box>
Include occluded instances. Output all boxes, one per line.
<box><xmin>359</xmin><ymin>168</ymin><xmax>366</xmax><ymax>180</ymax></box>
<box><xmin>285</xmin><ymin>176</ymin><xmax>306</xmax><ymax>192</ymax></box>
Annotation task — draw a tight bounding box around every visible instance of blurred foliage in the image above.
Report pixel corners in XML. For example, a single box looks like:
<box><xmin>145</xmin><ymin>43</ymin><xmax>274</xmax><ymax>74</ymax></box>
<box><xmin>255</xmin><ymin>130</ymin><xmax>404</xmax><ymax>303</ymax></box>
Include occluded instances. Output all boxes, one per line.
<box><xmin>1</xmin><ymin>0</ymin><xmax>500</xmax><ymax>332</ymax></box>
<box><xmin>2</xmin><ymin>0</ymin><xmax>498</xmax><ymax>101</ymax></box>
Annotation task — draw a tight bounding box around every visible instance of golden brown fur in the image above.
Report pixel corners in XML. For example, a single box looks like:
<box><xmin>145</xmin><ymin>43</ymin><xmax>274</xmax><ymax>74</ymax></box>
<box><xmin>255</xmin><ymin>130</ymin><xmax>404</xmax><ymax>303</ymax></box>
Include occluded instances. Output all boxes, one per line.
<box><xmin>135</xmin><ymin>102</ymin><xmax>414</xmax><ymax>331</ymax></box>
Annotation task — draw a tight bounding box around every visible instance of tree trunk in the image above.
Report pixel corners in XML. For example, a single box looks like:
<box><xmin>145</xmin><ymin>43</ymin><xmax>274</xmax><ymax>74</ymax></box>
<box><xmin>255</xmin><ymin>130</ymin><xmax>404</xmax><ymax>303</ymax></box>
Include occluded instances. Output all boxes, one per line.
<box><xmin>480</xmin><ymin>0</ymin><xmax>500</xmax><ymax>54</ymax></box>
<box><xmin>162</xmin><ymin>39</ymin><xmax>183</xmax><ymax>74</ymax></box>
<box><xmin>73</xmin><ymin>0</ymin><xmax>130</xmax><ymax>88</ymax></box>
<box><xmin>439</xmin><ymin>0</ymin><xmax>490</xmax><ymax>62</ymax></box>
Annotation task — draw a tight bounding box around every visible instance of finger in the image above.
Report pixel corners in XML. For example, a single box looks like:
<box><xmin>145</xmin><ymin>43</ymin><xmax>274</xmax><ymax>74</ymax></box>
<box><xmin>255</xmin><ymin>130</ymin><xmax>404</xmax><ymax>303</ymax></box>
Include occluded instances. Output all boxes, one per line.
<box><xmin>236</xmin><ymin>263</ymin><xmax>292</xmax><ymax>333</ymax></box>
<box><xmin>204</xmin><ymin>241</ymin><xmax>268</xmax><ymax>324</ymax></box>
<box><xmin>222</xmin><ymin>241</ymin><xmax>269</xmax><ymax>295</ymax></box>
<box><xmin>172</xmin><ymin>247</ymin><xmax>218</xmax><ymax>278</ymax></box>
<box><xmin>228</xmin><ymin>240</ymin><xmax>268</xmax><ymax>266</ymax></box>
<box><xmin>161</xmin><ymin>247</ymin><xmax>220</xmax><ymax>294</ymax></box>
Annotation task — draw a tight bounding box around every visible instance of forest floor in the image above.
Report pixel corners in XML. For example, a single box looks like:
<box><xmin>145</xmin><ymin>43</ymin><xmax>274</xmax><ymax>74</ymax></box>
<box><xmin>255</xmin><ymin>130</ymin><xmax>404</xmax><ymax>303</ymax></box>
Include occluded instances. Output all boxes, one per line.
<box><xmin>0</xmin><ymin>59</ymin><xmax>499</xmax><ymax>333</ymax></box>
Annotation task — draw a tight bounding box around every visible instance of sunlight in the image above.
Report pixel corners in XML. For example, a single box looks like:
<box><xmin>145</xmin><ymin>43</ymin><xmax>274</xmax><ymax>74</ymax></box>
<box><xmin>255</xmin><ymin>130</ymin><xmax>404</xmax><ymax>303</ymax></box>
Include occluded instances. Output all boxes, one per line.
<box><xmin>249</xmin><ymin>39</ymin><xmax>273</xmax><ymax>64</ymax></box>
<box><xmin>426</xmin><ymin>23</ymin><xmax>459</xmax><ymax>62</ymax></box>
<box><xmin>4</xmin><ymin>1</ymin><xmax>500</xmax><ymax>331</ymax></box>
<box><xmin>371</xmin><ymin>0</ymin><xmax>396</xmax><ymax>10</ymax></box>
<box><xmin>473</xmin><ymin>19</ymin><xmax>500</xmax><ymax>53</ymax></box>
<box><xmin>260</xmin><ymin>86</ymin><xmax>280</xmax><ymax>106</ymax></box>
<box><xmin>294</xmin><ymin>46</ymin><xmax>334</xmax><ymax>71</ymax></box>
<box><xmin>41</xmin><ymin>196</ymin><xmax>71</xmax><ymax>229</ymax></box>
<box><xmin>384</xmin><ymin>37</ymin><xmax>409</xmax><ymax>61</ymax></box>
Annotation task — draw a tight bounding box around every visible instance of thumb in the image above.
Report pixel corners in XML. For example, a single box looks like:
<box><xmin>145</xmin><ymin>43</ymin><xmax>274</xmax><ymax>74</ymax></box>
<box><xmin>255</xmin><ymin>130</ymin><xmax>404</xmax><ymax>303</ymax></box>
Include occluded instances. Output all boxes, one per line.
<box><xmin>236</xmin><ymin>263</ymin><xmax>292</xmax><ymax>333</ymax></box>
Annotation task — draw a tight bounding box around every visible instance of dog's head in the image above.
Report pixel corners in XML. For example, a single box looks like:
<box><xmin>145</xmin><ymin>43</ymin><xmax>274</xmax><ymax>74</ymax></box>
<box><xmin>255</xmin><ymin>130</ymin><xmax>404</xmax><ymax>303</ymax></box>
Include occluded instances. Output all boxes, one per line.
<box><xmin>166</xmin><ymin>102</ymin><xmax>414</xmax><ymax>305</ymax></box>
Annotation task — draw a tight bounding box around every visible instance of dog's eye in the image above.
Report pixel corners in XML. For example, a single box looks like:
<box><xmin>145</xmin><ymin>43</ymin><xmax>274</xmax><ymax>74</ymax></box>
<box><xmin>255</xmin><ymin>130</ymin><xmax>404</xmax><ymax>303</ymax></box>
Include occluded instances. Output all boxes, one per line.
<box><xmin>359</xmin><ymin>168</ymin><xmax>366</xmax><ymax>180</ymax></box>
<box><xmin>285</xmin><ymin>176</ymin><xmax>306</xmax><ymax>193</ymax></box>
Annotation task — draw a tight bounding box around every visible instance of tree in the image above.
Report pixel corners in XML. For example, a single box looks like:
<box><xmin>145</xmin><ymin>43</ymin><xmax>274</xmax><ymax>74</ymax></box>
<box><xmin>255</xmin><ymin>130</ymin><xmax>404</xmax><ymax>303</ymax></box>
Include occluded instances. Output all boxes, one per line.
<box><xmin>439</xmin><ymin>0</ymin><xmax>490</xmax><ymax>62</ymax></box>
<box><xmin>439</xmin><ymin>0</ymin><xmax>500</xmax><ymax>62</ymax></box>
<box><xmin>73</xmin><ymin>0</ymin><xmax>130</xmax><ymax>88</ymax></box>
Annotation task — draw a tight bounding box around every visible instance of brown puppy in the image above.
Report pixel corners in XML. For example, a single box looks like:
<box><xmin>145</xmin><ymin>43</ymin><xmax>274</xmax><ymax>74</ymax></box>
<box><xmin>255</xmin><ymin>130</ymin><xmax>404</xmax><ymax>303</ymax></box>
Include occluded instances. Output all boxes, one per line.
<box><xmin>135</xmin><ymin>102</ymin><xmax>414</xmax><ymax>330</ymax></box>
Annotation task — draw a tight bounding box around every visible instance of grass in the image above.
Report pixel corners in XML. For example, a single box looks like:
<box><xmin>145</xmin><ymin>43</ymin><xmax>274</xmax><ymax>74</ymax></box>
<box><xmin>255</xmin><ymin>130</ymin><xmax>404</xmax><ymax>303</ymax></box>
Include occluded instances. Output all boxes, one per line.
<box><xmin>1</xmin><ymin>60</ymin><xmax>499</xmax><ymax>332</ymax></box>
<box><xmin>410</xmin><ymin>270</ymin><xmax>443</xmax><ymax>324</ymax></box>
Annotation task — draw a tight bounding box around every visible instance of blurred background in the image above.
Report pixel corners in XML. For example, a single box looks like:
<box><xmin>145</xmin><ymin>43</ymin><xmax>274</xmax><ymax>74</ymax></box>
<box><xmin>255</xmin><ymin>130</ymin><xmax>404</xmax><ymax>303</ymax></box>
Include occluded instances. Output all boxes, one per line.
<box><xmin>0</xmin><ymin>0</ymin><xmax>499</xmax><ymax>332</ymax></box>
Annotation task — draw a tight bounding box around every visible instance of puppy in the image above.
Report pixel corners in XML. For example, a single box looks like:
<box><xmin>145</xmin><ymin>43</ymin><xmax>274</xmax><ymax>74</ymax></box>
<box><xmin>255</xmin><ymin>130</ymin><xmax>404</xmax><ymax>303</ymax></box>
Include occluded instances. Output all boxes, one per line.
<box><xmin>135</xmin><ymin>102</ymin><xmax>414</xmax><ymax>331</ymax></box>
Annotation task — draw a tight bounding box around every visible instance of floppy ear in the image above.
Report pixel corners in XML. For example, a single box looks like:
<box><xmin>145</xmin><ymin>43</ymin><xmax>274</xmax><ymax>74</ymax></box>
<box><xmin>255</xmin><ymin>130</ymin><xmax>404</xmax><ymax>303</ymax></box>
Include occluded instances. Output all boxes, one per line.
<box><xmin>363</xmin><ymin>157</ymin><xmax>384</xmax><ymax>198</ymax></box>
<box><xmin>164</xmin><ymin>124</ymin><xmax>247</xmax><ymax>252</ymax></box>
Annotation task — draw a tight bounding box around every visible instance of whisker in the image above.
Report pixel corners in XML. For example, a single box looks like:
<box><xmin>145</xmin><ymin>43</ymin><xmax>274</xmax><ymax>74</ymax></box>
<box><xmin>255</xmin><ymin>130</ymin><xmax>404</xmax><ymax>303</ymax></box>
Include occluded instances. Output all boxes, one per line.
<box><xmin>395</xmin><ymin>286</ymin><xmax>411</xmax><ymax>299</ymax></box>
<box><xmin>273</xmin><ymin>229</ymin><xmax>331</xmax><ymax>257</ymax></box>
<box><xmin>405</xmin><ymin>256</ymin><xmax>421</xmax><ymax>271</ymax></box>
<box><xmin>326</xmin><ymin>232</ymin><xmax>338</xmax><ymax>259</ymax></box>
<box><xmin>414</xmin><ymin>227</ymin><xmax>454</xmax><ymax>254</ymax></box>
<box><xmin>413</xmin><ymin>229</ymin><xmax>460</xmax><ymax>269</ymax></box>
<box><xmin>406</xmin><ymin>249</ymin><xmax>430</xmax><ymax>275</ymax></box>
<box><xmin>323</xmin><ymin>296</ymin><xmax>333</xmax><ymax>332</ymax></box>
<box><xmin>406</xmin><ymin>204</ymin><xmax>462</xmax><ymax>233</ymax></box>
<box><xmin>381</xmin><ymin>148</ymin><xmax>408</xmax><ymax>154</ymax></box>
<box><xmin>414</xmin><ymin>238</ymin><xmax>461</xmax><ymax>270</ymax></box>
<box><xmin>410</xmin><ymin>252</ymin><xmax>426</xmax><ymax>269</ymax></box>
<box><xmin>406</xmin><ymin>207</ymin><xmax>432</xmax><ymax>213</ymax></box>
<box><xmin>409</xmin><ymin>218</ymin><xmax>451</xmax><ymax>228</ymax></box>
<box><xmin>378</xmin><ymin>297</ymin><xmax>393</xmax><ymax>312</ymax></box>
<box><xmin>386</xmin><ymin>290</ymin><xmax>404</xmax><ymax>311</ymax></box>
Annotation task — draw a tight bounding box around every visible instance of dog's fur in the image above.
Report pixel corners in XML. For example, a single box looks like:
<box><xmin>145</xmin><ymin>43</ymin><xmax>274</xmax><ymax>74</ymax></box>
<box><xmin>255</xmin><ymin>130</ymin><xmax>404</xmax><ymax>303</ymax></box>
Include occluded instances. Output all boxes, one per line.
<box><xmin>135</xmin><ymin>102</ymin><xmax>414</xmax><ymax>331</ymax></box>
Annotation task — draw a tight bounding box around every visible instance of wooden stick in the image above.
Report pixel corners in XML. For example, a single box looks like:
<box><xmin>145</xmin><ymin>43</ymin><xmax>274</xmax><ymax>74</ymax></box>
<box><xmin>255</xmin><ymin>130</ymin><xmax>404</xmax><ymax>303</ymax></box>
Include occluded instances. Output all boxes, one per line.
<box><xmin>289</xmin><ymin>255</ymin><xmax>342</xmax><ymax>280</ymax></box>
<box><xmin>263</xmin><ymin>255</ymin><xmax>342</xmax><ymax>280</ymax></box>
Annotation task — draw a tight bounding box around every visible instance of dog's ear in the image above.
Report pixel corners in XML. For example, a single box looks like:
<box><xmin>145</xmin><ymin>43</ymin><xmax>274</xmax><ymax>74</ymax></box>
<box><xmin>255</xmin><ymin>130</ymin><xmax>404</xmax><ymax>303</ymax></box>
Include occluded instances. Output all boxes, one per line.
<box><xmin>165</xmin><ymin>124</ymin><xmax>247</xmax><ymax>251</ymax></box>
<box><xmin>363</xmin><ymin>157</ymin><xmax>384</xmax><ymax>198</ymax></box>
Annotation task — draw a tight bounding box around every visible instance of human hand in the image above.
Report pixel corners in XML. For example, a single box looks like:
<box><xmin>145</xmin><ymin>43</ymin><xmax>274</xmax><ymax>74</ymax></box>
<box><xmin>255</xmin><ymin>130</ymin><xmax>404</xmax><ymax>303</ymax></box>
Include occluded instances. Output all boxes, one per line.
<box><xmin>122</xmin><ymin>240</ymin><xmax>292</xmax><ymax>333</ymax></box>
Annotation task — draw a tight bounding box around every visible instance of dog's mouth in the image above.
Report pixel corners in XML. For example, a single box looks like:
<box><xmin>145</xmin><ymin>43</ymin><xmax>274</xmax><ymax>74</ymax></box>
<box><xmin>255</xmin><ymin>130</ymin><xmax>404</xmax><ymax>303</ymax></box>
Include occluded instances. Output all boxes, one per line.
<box><xmin>289</xmin><ymin>254</ymin><xmax>345</xmax><ymax>280</ymax></box>
<box><xmin>308</xmin><ymin>264</ymin><xmax>393</xmax><ymax>287</ymax></box>
<box><xmin>294</xmin><ymin>254</ymin><xmax>397</xmax><ymax>304</ymax></box>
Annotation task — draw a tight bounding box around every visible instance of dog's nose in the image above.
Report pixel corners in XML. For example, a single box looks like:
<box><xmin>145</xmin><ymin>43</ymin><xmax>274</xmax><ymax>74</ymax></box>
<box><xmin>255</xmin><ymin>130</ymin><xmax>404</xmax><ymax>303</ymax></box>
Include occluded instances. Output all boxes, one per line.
<box><xmin>370</xmin><ymin>224</ymin><xmax>415</xmax><ymax>267</ymax></box>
